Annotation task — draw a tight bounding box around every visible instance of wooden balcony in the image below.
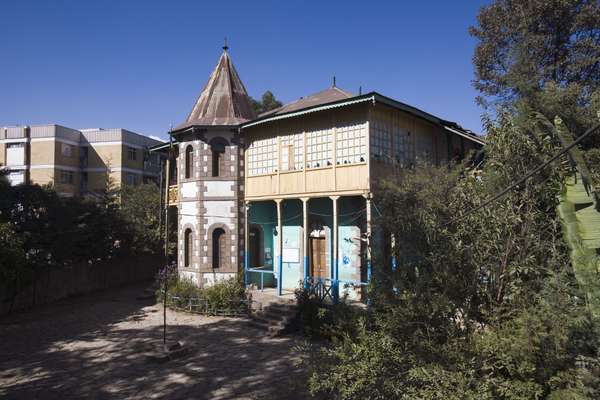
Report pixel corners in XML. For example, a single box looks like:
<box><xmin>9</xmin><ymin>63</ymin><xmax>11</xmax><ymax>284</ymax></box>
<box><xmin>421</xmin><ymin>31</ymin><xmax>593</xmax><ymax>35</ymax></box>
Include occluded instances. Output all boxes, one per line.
<box><xmin>168</xmin><ymin>185</ymin><xmax>178</xmax><ymax>205</ymax></box>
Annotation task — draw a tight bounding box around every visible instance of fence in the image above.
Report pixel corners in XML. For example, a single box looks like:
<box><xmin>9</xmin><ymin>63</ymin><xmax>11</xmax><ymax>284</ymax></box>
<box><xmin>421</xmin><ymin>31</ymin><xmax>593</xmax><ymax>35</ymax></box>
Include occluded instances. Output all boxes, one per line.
<box><xmin>165</xmin><ymin>294</ymin><xmax>258</xmax><ymax>317</ymax></box>
<box><xmin>0</xmin><ymin>254</ymin><xmax>160</xmax><ymax>316</ymax></box>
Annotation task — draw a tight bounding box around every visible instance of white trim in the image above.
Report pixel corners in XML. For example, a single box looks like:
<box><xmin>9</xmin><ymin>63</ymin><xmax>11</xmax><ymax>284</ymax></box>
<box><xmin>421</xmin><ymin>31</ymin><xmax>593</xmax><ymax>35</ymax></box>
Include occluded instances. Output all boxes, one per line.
<box><xmin>30</xmin><ymin>164</ymin><xmax>80</xmax><ymax>172</ymax></box>
<box><xmin>1</xmin><ymin>138</ymin><xmax>29</xmax><ymax>144</ymax></box>
<box><xmin>242</xmin><ymin>96</ymin><xmax>375</xmax><ymax>129</ymax></box>
<box><xmin>85</xmin><ymin>141</ymin><xmax>145</xmax><ymax>150</ymax></box>
<box><xmin>83</xmin><ymin>166</ymin><xmax>157</xmax><ymax>176</ymax></box>
<box><xmin>31</xmin><ymin>137</ymin><xmax>81</xmax><ymax>146</ymax></box>
<box><xmin>4</xmin><ymin>165</ymin><xmax>28</xmax><ymax>170</ymax></box>
<box><xmin>444</xmin><ymin>126</ymin><xmax>485</xmax><ymax>146</ymax></box>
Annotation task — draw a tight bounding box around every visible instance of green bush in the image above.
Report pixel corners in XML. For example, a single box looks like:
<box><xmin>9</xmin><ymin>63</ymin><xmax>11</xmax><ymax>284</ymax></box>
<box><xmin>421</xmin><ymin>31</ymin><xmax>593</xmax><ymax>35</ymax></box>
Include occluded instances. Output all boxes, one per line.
<box><xmin>203</xmin><ymin>277</ymin><xmax>246</xmax><ymax>311</ymax></box>
<box><xmin>156</xmin><ymin>274</ymin><xmax>247</xmax><ymax>314</ymax></box>
<box><xmin>295</xmin><ymin>286</ymin><xmax>362</xmax><ymax>340</ymax></box>
<box><xmin>584</xmin><ymin>148</ymin><xmax>600</xmax><ymax>189</ymax></box>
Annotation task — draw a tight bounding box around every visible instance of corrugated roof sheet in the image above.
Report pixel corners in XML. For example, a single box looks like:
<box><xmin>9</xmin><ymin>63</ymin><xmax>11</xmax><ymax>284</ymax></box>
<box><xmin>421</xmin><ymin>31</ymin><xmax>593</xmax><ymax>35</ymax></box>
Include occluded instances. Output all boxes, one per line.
<box><xmin>173</xmin><ymin>49</ymin><xmax>256</xmax><ymax>132</ymax></box>
<box><xmin>259</xmin><ymin>86</ymin><xmax>354</xmax><ymax>118</ymax></box>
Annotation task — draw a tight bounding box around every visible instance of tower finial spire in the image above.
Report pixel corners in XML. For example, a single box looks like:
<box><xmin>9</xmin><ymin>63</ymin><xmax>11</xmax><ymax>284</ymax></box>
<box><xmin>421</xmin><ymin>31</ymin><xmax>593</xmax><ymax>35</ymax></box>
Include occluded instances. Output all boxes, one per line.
<box><xmin>332</xmin><ymin>75</ymin><xmax>336</xmax><ymax>87</ymax></box>
<box><xmin>223</xmin><ymin>37</ymin><xmax>229</xmax><ymax>52</ymax></box>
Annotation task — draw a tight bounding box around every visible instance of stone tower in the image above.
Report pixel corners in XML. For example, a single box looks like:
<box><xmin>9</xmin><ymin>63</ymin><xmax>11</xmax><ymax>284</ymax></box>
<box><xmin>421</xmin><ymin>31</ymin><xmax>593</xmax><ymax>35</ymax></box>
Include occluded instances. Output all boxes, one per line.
<box><xmin>171</xmin><ymin>46</ymin><xmax>256</xmax><ymax>286</ymax></box>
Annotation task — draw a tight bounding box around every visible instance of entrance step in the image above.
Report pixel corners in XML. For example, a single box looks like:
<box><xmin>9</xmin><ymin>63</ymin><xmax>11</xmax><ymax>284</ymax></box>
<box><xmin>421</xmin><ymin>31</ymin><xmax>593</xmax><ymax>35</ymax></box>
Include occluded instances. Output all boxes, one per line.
<box><xmin>248</xmin><ymin>301</ymin><xmax>298</xmax><ymax>337</ymax></box>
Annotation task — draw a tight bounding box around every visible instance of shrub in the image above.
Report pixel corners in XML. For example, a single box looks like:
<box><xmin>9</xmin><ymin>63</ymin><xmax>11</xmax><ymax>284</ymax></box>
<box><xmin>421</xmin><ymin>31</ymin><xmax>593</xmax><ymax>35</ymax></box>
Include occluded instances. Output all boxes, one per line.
<box><xmin>203</xmin><ymin>277</ymin><xmax>246</xmax><ymax>311</ymax></box>
<box><xmin>295</xmin><ymin>286</ymin><xmax>362</xmax><ymax>340</ymax></box>
<box><xmin>156</xmin><ymin>272</ymin><xmax>247</xmax><ymax>314</ymax></box>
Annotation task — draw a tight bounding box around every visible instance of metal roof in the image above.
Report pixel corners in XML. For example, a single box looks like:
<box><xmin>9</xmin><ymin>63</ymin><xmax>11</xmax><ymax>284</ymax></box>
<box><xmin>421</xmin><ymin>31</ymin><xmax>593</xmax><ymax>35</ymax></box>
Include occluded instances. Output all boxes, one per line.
<box><xmin>173</xmin><ymin>49</ymin><xmax>256</xmax><ymax>132</ymax></box>
<box><xmin>242</xmin><ymin>91</ymin><xmax>484</xmax><ymax>144</ymax></box>
<box><xmin>258</xmin><ymin>86</ymin><xmax>354</xmax><ymax>118</ymax></box>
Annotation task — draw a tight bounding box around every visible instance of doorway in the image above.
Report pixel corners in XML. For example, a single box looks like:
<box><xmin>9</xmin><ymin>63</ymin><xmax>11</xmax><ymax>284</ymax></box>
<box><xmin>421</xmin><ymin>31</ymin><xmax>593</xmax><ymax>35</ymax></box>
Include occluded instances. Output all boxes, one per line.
<box><xmin>249</xmin><ymin>225</ymin><xmax>262</xmax><ymax>268</ymax></box>
<box><xmin>310</xmin><ymin>236</ymin><xmax>328</xmax><ymax>278</ymax></box>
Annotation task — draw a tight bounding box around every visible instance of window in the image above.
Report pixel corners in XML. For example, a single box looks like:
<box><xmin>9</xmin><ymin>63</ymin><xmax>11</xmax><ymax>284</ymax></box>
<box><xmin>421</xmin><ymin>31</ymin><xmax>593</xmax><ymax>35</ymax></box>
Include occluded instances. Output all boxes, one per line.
<box><xmin>371</xmin><ymin>119</ymin><xmax>392</xmax><ymax>163</ymax></box>
<box><xmin>185</xmin><ymin>145</ymin><xmax>193</xmax><ymax>179</ymax></box>
<box><xmin>184</xmin><ymin>229</ymin><xmax>193</xmax><ymax>268</ymax></box>
<box><xmin>306</xmin><ymin>128</ymin><xmax>332</xmax><ymax>168</ymax></box>
<box><xmin>61</xmin><ymin>144</ymin><xmax>73</xmax><ymax>158</ymax></box>
<box><xmin>336</xmin><ymin>122</ymin><xmax>367</xmax><ymax>165</ymax></box>
<box><xmin>212</xmin><ymin>228</ymin><xmax>226</xmax><ymax>269</ymax></box>
<box><xmin>280</xmin><ymin>133</ymin><xmax>303</xmax><ymax>171</ymax></box>
<box><xmin>393</xmin><ymin>128</ymin><xmax>412</xmax><ymax>166</ymax></box>
<box><xmin>127</xmin><ymin>147</ymin><xmax>137</xmax><ymax>161</ymax></box>
<box><xmin>59</xmin><ymin>170</ymin><xmax>74</xmax><ymax>185</ymax></box>
<box><xmin>126</xmin><ymin>173</ymin><xmax>138</xmax><ymax>185</ymax></box>
<box><xmin>6</xmin><ymin>142</ymin><xmax>25</xmax><ymax>166</ymax></box>
<box><xmin>210</xmin><ymin>137</ymin><xmax>227</xmax><ymax>177</ymax></box>
<box><xmin>247</xmin><ymin>137</ymin><xmax>277</xmax><ymax>176</ymax></box>
<box><xmin>81</xmin><ymin>172</ymin><xmax>88</xmax><ymax>191</ymax></box>
<box><xmin>7</xmin><ymin>171</ymin><xmax>25</xmax><ymax>186</ymax></box>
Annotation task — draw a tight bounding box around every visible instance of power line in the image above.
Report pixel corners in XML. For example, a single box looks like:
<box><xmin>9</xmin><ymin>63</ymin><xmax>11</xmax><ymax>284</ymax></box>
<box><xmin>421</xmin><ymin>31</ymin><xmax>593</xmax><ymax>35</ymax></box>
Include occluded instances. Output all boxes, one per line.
<box><xmin>448</xmin><ymin>121</ymin><xmax>600</xmax><ymax>225</ymax></box>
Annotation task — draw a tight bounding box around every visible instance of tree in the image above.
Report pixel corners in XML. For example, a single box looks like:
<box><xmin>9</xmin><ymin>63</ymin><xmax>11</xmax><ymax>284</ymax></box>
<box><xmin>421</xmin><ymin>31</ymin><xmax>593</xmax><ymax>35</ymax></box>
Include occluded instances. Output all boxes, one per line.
<box><xmin>119</xmin><ymin>183</ymin><xmax>162</xmax><ymax>254</ymax></box>
<box><xmin>251</xmin><ymin>90</ymin><xmax>283</xmax><ymax>115</ymax></box>
<box><xmin>470</xmin><ymin>0</ymin><xmax>600</xmax><ymax>140</ymax></box>
<box><xmin>303</xmin><ymin>113</ymin><xmax>600</xmax><ymax>399</ymax></box>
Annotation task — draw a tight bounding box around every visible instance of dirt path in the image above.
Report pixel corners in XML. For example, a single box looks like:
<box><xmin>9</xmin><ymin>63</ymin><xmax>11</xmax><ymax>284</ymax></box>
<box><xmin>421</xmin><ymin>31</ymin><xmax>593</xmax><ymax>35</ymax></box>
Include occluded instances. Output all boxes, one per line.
<box><xmin>0</xmin><ymin>284</ymin><xmax>310</xmax><ymax>399</ymax></box>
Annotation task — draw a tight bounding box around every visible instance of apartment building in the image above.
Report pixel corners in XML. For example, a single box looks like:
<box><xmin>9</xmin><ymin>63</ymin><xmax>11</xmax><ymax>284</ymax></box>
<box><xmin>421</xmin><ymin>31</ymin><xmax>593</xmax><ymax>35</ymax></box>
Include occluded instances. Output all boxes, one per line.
<box><xmin>0</xmin><ymin>124</ymin><xmax>163</xmax><ymax>196</ymax></box>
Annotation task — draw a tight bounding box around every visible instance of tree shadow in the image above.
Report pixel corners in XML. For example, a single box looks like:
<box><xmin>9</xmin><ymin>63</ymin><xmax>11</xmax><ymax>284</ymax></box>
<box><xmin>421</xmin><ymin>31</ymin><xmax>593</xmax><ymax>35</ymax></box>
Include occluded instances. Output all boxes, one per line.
<box><xmin>0</xmin><ymin>284</ymin><xmax>311</xmax><ymax>399</ymax></box>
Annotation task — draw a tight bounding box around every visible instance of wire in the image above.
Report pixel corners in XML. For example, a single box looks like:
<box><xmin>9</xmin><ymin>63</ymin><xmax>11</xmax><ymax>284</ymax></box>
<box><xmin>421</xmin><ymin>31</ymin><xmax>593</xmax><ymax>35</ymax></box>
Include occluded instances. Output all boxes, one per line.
<box><xmin>448</xmin><ymin>121</ymin><xmax>600</xmax><ymax>225</ymax></box>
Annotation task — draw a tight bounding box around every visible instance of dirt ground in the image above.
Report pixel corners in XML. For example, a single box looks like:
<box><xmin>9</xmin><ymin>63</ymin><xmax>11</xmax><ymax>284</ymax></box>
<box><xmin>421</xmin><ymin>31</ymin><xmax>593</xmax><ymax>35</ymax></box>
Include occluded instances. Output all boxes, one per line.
<box><xmin>0</xmin><ymin>284</ymin><xmax>310</xmax><ymax>399</ymax></box>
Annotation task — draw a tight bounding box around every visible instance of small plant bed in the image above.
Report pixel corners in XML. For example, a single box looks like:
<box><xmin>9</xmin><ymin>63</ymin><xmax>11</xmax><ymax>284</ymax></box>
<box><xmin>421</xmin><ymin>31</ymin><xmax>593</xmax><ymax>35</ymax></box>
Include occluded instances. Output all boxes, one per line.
<box><xmin>156</xmin><ymin>274</ymin><xmax>251</xmax><ymax>317</ymax></box>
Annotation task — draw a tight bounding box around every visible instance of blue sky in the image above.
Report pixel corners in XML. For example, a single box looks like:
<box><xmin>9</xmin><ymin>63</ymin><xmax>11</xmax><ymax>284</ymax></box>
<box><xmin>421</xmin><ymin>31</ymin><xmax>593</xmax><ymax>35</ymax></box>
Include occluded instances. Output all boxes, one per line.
<box><xmin>1</xmin><ymin>0</ymin><xmax>490</xmax><ymax>140</ymax></box>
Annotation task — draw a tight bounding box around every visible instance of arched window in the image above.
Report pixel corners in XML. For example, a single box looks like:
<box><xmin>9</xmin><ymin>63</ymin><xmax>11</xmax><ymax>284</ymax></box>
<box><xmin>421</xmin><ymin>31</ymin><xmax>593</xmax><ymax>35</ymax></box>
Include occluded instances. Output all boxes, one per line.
<box><xmin>212</xmin><ymin>228</ymin><xmax>226</xmax><ymax>269</ymax></box>
<box><xmin>184</xmin><ymin>228</ymin><xmax>193</xmax><ymax>267</ymax></box>
<box><xmin>185</xmin><ymin>145</ymin><xmax>194</xmax><ymax>179</ymax></box>
<box><xmin>210</xmin><ymin>137</ymin><xmax>227</xmax><ymax>177</ymax></box>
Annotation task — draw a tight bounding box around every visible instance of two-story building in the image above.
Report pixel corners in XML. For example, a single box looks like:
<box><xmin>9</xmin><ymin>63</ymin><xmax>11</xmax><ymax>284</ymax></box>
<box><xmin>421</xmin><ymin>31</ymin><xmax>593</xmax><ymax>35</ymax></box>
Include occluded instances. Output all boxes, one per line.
<box><xmin>161</xmin><ymin>46</ymin><xmax>483</xmax><ymax>299</ymax></box>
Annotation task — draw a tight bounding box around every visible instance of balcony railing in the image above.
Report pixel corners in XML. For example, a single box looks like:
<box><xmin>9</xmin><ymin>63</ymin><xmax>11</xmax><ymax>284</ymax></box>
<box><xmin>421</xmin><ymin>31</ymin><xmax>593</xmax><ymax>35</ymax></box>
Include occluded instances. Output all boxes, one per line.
<box><xmin>168</xmin><ymin>185</ymin><xmax>178</xmax><ymax>205</ymax></box>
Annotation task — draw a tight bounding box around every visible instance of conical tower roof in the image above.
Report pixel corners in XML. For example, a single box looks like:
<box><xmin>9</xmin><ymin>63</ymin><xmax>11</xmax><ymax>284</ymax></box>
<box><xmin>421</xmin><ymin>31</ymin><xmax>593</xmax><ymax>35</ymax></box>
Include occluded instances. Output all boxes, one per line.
<box><xmin>174</xmin><ymin>48</ymin><xmax>256</xmax><ymax>131</ymax></box>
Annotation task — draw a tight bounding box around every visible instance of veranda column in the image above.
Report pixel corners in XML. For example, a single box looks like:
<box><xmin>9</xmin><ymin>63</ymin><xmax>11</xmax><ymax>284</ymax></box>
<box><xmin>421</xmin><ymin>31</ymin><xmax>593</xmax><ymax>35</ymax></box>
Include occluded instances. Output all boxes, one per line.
<box><xmin>243</xmin><ymin>201</ymin><xmax>250</xmax><ymax>287</ymax></box>
<box><xmin>276</xmin><ymin>199</ymin><xmax>283</xmax><ymax>296</ymax></box>
<box><xmin>301</xmin><ymin>197</ymin><xmax>310</xmax><ymax>288</ymax></box>
<box><xmin>365</xmin><ymin>193</ymin><xmax>372</xmax><ymax>283</ymax></box>
<box><xmin>391</xmin><ymin>233</ymin><xmax>397</xmax><ymax>272</ymax></box>
<box><xmin>331</xmin><ymin>195</ymin><xmax>340</xmax><ymax>303</ymax></box>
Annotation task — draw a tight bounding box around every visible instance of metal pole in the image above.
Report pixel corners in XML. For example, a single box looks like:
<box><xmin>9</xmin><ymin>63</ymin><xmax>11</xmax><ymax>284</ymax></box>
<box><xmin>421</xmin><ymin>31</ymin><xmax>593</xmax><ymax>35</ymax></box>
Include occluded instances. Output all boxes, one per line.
<box><xmin>302</xmin><ymin>198</ymin><xmax>309</xmax><ymax>289</ymax></box>
<box><xmin>163</xmin><ymin>131</ymin><xmax>173</xmax><ymax>345</ymax></box>
<box><xmin>244</xmin><ymin>201</ymin><xmax>249</xmax><ymax>288</ymax></box>
<box><xmin>365</xmin><ymin>194</ymin><xmax>372</xmax><ymax>283</ymax></box>
<box><xmin>276</xmin><ymin>199</ymin><xmax>283</xmax><ymax>296</ymax></box>
<box><xmin>158</xmin><ymin>157</ymin><xmax>163</xmax><ymax>236</ymax></box>
<box><xmin>331</xmin><ymin>196</ymin><xmax>339</xmax><ymax>303</ymax></box>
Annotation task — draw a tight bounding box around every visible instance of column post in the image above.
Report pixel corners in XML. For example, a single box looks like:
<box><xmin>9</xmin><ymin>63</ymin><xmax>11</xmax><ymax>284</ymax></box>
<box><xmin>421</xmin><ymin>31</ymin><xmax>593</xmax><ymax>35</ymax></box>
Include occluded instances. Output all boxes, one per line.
<box><xmin>391</xmin><ymin>233</ymin><xmax>397</xmax><ymax>272</ymax></box>
<box><xmin>275</xmin><ymin>199</ymin><xmax>283</xmax><ymax>296</ymax></box>
<box><xmin>365</xmin><ymin>193</ymin><xmax>372</xmax><ymax>283</ymax></box>
<box><xmin>301</xmin><ymin>197</ymin><xmax>310</xmax><ymax>289</ymax></box>
<box><xmin>331</xmin><ymin>195</ymin><xmax>340</xmax><ymax>303</ymax></box>
<box><xmin>243</xmin><ymin>201</ymin><xmax>250</xmax><ymax>288</ymax></box>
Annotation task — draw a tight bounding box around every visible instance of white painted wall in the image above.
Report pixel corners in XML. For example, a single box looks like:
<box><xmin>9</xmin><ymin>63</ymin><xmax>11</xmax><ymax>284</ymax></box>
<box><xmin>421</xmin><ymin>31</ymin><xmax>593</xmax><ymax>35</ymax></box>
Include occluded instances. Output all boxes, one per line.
<box><xmin>204</xmin><ymin>200</ymin><xmax>235</xmax><ymax>229</ymax></box>
<box><xmin>202</xmin><ymin>272</ymin><xmax>236</xmax><ymax>287</ymax></box>
<box><xmin>180</xmin><ymin>182</ymin><xmax>198</xmax><ymax>198</ymax></box>
<box><xmin>204</xmin><ymin>181</ymin><xmax>234</xmax><ymax>197</ymax></box>
<box><xmin>180</xmin><ymin>201</ymin><xmax>198</xmax><ymax>227</ymax></box>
